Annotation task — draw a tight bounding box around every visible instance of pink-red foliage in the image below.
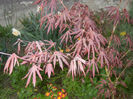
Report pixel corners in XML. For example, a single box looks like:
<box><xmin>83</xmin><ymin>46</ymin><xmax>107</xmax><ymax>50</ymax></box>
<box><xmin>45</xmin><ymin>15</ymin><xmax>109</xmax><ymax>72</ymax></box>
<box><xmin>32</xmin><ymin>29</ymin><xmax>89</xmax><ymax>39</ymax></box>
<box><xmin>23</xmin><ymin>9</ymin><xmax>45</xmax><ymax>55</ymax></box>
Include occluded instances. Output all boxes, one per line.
<box><xmin>4</xmin><ymin>53</ymin><xmax>19</xmax><ymax>75</ymax></box>
<box><xmin>22</xmin><ymin>63</ymin><xmax>43</xmax><ymax>87</ymax></box>
<box><xmin>1</xmin><ymin>1</ymin><xmax>132</xmax><ymax>94</ymax></box>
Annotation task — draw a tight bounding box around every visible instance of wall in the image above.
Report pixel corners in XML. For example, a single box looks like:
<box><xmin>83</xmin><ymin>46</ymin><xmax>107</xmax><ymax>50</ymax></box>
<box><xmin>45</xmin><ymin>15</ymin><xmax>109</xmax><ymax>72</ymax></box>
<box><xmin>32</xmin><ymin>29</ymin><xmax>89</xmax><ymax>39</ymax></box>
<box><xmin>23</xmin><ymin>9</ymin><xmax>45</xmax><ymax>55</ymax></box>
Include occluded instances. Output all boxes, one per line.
<box><xmin>0</xmin><ymin>0</ymin><xmax>131</xmax><ymax>26</ymax></box>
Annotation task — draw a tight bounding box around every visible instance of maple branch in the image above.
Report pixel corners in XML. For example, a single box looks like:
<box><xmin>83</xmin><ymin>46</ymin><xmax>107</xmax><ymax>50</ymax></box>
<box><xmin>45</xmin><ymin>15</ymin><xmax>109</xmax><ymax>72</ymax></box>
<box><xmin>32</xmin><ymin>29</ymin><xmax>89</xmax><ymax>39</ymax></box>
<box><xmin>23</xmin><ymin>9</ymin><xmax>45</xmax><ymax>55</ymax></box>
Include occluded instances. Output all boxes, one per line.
<box><xmin>107</xmin><ymin>24</ymin><xmax>117</xmax><ymax>49</ymax></box>
<box><xmin>0</xmin><ymin>52</ymin><xmax>42</xmax><ymax>64</ymax></box>
<box><xmin>105</xmin><ymin>66</ymin><xmax>113</xmax><ymax>84</ymax></box>
<box><xmin>120</xmin><ymin>49</ymin><xmax>130</xmax><ymax>60</ymax></box>
<box><xmin>115</xmin><ymin>59</ymin><xmax>132</xmax><ymax>88</ymax></box>
<box><xmin>19</xmin><ymin>57</ymin><xmax>42</xmax><ymax>64</ymax></box>
<box><xmin>0</xmin><ymin>52</ymin><xmax>11</xmax><ymax>56</ymax></box>
<box><xmin>115</xmin><ymin>62</ymin><xmax>130</xmax><ymax>86</ymax></box>
<box><xmin>116</xmin><ymin>66</ymin><xmax>128</xmax><ymax>81</ymax></box>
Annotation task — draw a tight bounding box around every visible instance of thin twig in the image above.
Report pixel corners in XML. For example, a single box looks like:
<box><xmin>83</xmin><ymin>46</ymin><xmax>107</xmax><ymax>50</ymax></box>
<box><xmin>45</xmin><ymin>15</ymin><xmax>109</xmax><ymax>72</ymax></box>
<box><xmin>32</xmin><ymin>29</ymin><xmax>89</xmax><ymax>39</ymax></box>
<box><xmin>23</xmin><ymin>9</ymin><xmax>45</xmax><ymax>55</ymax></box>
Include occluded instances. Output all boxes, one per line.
<box><xmin>0</xmin><ymin>52</ymin><xmax>11</xmax><ymax>56</ymax></box>
<box><xmin>120</xmin><ymin>50</ymin><xmax>130</xmax><ymax>60</ymax></box>
<box><xmin>116</xmin><ymin>64</ymin><xmax>128</xmax><ymax>82</ymax></box>
<box><xmin>107</xmin><ymin>24</ymin><xmax>117</xmax><ymax>49</ymax></box>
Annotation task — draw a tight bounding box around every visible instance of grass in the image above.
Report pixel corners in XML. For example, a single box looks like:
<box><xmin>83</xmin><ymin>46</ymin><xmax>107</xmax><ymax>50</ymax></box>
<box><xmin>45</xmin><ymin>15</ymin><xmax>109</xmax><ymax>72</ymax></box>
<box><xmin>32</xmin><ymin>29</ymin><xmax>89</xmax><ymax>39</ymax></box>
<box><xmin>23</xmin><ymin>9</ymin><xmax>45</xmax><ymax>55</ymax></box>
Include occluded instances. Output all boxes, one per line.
<box><xmin>0</xmin><ymin>71</ymin><xmax>17</xmax><ymax>99</ymax></box>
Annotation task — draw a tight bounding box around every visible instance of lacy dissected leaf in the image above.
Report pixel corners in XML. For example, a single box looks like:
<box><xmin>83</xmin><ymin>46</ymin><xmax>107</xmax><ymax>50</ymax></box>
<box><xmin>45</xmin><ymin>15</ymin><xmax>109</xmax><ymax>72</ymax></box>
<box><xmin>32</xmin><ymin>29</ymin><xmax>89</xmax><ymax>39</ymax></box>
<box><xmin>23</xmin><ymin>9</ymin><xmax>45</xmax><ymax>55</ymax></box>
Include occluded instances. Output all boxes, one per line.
<box><xmin>108</xmin><ymin>49</ymin><xmax>122</xmax><ymax>68</ymax></box>
<box><xmin>70</xmin><ymin>3</ymin><xmax>96</xmax><ymax>30</ymax></box>
<box><xmin>71</xmin><ymin>37</ymin><xmax>98</xmax><ymax>58</ymax></box>
<box><xmin>71</xmin><ymin>29</ymin><xmax>85</xmax><ymax>39</ymax></box>
<box><xmin>96</xmin><ymin>79</ymin><xmax>116</xmax><ymax>98</ymax></box>
<box><xmin>55</xmin><ymin>9</ymin><xmax>71</xmax><ymax>29</ymax></box>
<box><xmin>34</xmin><ymin>0</ymin><xmax>58</xmax><ymax>13</ymax></box>
<box><xmin>71</xmin><ymin>38</ymin><xmax>83</xmax><ymax>56</ymax></box>
<box><xmin>40</xmin><ymin>51</ymin><xmax>50</xmax><ymax>63</ymax></box>
<box><xmin>21</xmin><ymin>52</ymin><xmax>39</xmax><ymax>65</ymax></box>
<box><xmin>113</xmin><ymin>35</ymin><xmax>121</xmax><ymax>47</ymax></box>
<box><xmin>13</xmin><ymin>39</ymin><xmax>23</xmax><ymax>54</ymax></box>
<box><xmin>87</xmin><ymin>59</ymin><xmax>99</xmax><ymax>77</ymax></box>
<box><xmin>71</xmin><ymin>28</ymin><xmax>107</xmax><ymax>59</ymax></box>
<box><xmin>40</xmin><ymin>13</ymin><xmax>56</xmax><ymax>33</ymax></box>
<box><xmin>33</xmin><ymin>0</ymin><xmax>41</xmax><ymax>4</ymax></box>
<box><xmin>22</xmin><ymin>64</ymin><xmax>43</xmax><ymax>87</ymax></box>
<box><xmin>44</xmin><ymin>40</ymin><xmax>56</xmax><ymax>50</ymax></box>
<box><xmin>106</xmin><ymin>6</ymin><xmax>129</xmax><ymax>25</ymax></box>
<box><xmin>25</xmin><ymin>41</ymin><xmax>45</xmax><ymax>53</ymax></box>
<box><xmin>21</xmin><ymin>50</ymin><xmax>50</xmax><ymax>66</ymax></box>
<box><xmin>86</xmin><ymin>39</ymin><xmax>98</xmax><ymax>59</ymax></box>
<box><xmin>4</xmin><ymin>53</ymin><xmax>19</xmax><ymax>75</ymax></box>
<box><xmin>122</xmin><ymin>8</ymin><xmax>129</xmax><ymax>23</ymax></box>
<box><xmin>106</xmin><ymin>6</ymin><xmax>120</xmax><ymax>26</ymax></box>
<box><xmin>125</xmin><ymin>34</ymin><xmax>133</xmax><ymax>49</ymax></box>
<box><xmin>60</xmin><ymin>30</ymin><xmax>72</xmax><ymax>44</ymax></box>
<box><xmin>48</xmin><ymin>0</ymin><xmax>57</xmax><ymax>13</ymax></box>
<box><xmin>83</xmin><ymin>16</ymin><xmax>97</xmax><ymax>30</ymax></box>
<box><xmin>45</xmin><ymin>63</ymin><xmax>54</xmax><ymax>78</ymax></box>
<box><xmin>87</xmin><ymin>28</ymin><xmax>107</xmax><ymax>47</ymax></box>
<box><xmin>97</xmin><ymin>49</ymin><xmax>109</xmax><ymax>68</ymax></box>
<box><xmin>67</xmin><ymin>55</ymin><xmax>86</xmax><ymax>79</ymax></box>
<box><xmin>49</xmin><ymin>51</ymin><xmax>69</xmax><ymax>69</ymax></box>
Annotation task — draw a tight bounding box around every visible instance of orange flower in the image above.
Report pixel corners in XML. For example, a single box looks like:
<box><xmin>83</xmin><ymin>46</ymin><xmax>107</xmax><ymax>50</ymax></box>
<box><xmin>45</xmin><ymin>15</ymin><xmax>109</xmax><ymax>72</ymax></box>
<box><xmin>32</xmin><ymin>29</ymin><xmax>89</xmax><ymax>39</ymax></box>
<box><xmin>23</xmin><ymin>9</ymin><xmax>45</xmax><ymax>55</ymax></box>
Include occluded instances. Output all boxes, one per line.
<box><xmin>78</xmin><ymin>37</ymin><xmax>80</xmax><ymax>40</ymax></box>
<box><xmin>62</xmin><ymin>94</ymin><xmax>66</xmax><ymax>98</ymax></box>
<box><xmin>45</xmin><ymin>92</ymin><xmax>50</xmax><ymax>96</ymax></box>
<box><xmin>58</xmin><ymin>92</ymin><xmax>62</xmax><ymax>96</ymax></box>
<box><xmin>57</xmin><ymin>96</ymin><xmax>62</xmax><ymax>99</ymax></box>
<box><xmin>65</xmin><ymin>48</ymin><xmax>70</xmax><ymax>52</ymax></box>
<box><xmin>49</xmin><ymin>83</ymin><xmax>53</xmax><ymax>86</ymax></box>
<box><xmin>50</xmin><ymin>90</ymin><xmax>53</xmax><ymax>93</ymax></box>
<box><xmin>61</xmin><ymin>89</ymin><xmax>65</xmax><ymax>93</ymax></box>
<box><xmin>51</xmin><ymin>94</ymin><xmax>53</xmax><ymax>98</ymax></box>
<box><xmin>52</xmin><ymin>86</ymin><xmax>57</xmax><ymax>90</ymax></box>
<box><xmin>65</xmin><ymin>93</ymin><xmax>67</xmax><ymax>96</ymax></box>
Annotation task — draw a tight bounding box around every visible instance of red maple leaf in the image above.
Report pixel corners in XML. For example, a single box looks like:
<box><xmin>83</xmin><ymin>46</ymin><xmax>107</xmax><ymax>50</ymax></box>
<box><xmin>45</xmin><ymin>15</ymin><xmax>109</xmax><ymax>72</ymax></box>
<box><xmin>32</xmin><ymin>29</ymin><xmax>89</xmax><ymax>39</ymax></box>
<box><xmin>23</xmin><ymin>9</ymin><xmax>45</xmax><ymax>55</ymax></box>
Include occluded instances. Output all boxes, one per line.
<box><xmin>4</xmin><ymin>53</ymin><xmax>19</xmax><ymax>75</ymax></box>
<box><xmin>22</xmin><ymin>64</ymin><xmax>43</xmax><ymax>87</ymax></box>
<box><xmin>67</xmin><ymin>55</ymin><xmax>86</xmax><ymax>80</ymax></box>
<box><xmin>49</xmin><ymin>51</ymin><xmax>69</xmax><ymax>69</ymax></box>
<box><xmin>45</xmin><ymin>63</ymin><xmax>54</xmax><ymax>78</ymax></box>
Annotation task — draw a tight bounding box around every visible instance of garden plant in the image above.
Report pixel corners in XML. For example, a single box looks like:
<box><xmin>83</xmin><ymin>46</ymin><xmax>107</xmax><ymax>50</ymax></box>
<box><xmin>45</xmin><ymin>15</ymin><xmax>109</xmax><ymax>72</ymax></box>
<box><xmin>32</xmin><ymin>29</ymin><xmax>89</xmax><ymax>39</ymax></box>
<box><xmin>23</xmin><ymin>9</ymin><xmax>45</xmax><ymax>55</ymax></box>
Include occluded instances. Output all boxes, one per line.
<box><xmin>0</xmin><ymin>0</ymin><xmax>133</xmax><ymax>99</ymax></box>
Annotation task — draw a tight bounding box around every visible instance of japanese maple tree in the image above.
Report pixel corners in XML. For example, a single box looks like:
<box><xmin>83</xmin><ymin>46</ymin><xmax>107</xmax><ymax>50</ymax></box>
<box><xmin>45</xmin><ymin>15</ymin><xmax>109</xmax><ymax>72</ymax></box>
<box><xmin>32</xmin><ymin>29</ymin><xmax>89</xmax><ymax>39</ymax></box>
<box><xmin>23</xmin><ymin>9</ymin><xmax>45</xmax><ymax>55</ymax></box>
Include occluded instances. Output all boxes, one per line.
<box><xmin>0</xmin><ymin>0</ymin><xmax>133</xmax><ymax>98</ymax></box>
